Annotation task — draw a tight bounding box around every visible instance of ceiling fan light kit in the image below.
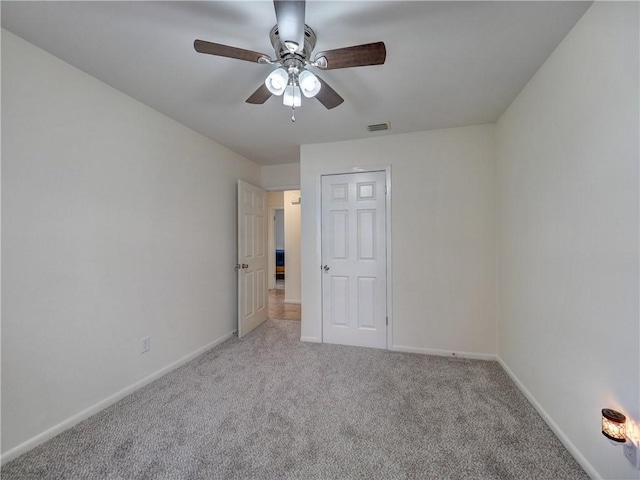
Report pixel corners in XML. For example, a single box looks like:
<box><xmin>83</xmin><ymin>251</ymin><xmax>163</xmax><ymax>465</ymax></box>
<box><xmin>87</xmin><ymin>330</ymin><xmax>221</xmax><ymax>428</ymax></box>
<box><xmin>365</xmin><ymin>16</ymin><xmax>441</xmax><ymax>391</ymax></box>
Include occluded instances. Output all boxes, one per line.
<box><xmin>194</xmin><ymin>0</ymin><xmax>386</xmax><ymax>122</ymax></box>
<box><xmin>265</xmin><ymin>64</ymin><xmax>320</xmax><ymax>108</ymax></box>
<box><xmin>283</xmin><ymin>84</ymin><xmax>302</xmax><ymax>108</ymax></box>
<box><xmin>265</xmin><ymin>68</ymin><xmax>288</xmax><ymax>96</ymax></box>
<box><xmin>299</xmin><ymin>70</ymin><xmax>321</xmax><ymax>97</ymax></box>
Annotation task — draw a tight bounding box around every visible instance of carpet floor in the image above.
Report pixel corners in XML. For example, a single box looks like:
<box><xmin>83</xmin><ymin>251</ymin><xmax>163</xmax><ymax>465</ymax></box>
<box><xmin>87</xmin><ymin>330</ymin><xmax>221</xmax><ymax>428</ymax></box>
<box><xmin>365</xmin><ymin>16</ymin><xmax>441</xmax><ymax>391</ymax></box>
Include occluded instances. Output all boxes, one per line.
<box><xmin>2</xmin><ymin>319</ymin><xmax>587</xmax><ymax>479</ymax></box>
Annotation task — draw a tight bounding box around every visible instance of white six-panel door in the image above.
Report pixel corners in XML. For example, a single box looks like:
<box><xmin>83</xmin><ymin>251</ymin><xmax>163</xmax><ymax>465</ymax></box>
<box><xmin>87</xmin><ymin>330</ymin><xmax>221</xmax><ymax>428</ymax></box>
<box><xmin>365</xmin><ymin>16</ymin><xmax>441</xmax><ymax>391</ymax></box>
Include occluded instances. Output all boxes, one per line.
<box><xmin>321</xmin><ymin>171</ymin><xmax>387</xmax><ymax>349</ymax></box>
<box><xmin>237</xmin><ymin>180</ymin><xmax>268</xmax><ymax>338</ymax></box>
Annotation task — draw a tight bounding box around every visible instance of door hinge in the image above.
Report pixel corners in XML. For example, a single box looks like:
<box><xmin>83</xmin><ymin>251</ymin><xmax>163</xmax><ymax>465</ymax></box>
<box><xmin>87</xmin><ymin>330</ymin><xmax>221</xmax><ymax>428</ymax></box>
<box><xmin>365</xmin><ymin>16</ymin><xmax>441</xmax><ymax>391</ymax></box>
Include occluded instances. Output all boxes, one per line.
<box><xmin>385</xmin><ymin>185</ymin><xmax>388</xmax><ymax>195</ymax></box>
<box><xmin>386</xmin><ymin>316</ymin><xmax>388</xmax><ymax>325</ymax></box>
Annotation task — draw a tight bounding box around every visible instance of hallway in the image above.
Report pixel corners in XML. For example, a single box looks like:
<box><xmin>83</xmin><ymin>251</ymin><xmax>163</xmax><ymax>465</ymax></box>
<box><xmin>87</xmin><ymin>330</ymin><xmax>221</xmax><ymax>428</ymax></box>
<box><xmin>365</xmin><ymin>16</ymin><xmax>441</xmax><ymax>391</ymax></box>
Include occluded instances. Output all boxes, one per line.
<box><xmin>268</xmin><ymin>288</ymin><xmax>301</xmax><ymax>321</ymax></box>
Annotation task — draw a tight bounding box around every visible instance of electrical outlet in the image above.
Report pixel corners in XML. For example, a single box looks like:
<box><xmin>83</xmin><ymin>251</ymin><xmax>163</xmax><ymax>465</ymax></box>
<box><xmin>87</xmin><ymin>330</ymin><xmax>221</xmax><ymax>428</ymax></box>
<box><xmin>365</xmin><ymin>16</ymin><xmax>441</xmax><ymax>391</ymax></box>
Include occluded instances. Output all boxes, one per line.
<box><xmin>141</xmin><ymin>336</ymin><xmax>150</xmax><ymax>354</ymax></box>
<box><xmin>624</xmin><ymin>441</ymin><xmax>640</xmax><ymax>470</ymax></box>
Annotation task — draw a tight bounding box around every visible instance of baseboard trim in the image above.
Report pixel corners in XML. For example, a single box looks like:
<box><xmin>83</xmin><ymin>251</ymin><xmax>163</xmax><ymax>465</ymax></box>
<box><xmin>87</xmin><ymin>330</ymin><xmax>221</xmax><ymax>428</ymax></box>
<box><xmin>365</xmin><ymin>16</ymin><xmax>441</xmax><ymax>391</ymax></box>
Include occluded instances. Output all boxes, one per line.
<box><xmin>1</xmin><ymin>331</ymin><xmax>235</xmax><ymax>465</ymax></box>
<box><xmin>284</xmin><ymin>299</ymin><xmax>301</xmax><ymax>305</ymax></box>
<box><xmin>390</xmin><ymin>344</ymin><xmax>496</xmax><ymax>361</ymax></box>
<box><xmin>496</xmin><ymin>357</ymin><xmax>599</xmax><ymax>479</ymax></box>
<box><xmin>300</xmin><ymin>336</ymin><xmax>320</xmax><ymax>343</ymax></box>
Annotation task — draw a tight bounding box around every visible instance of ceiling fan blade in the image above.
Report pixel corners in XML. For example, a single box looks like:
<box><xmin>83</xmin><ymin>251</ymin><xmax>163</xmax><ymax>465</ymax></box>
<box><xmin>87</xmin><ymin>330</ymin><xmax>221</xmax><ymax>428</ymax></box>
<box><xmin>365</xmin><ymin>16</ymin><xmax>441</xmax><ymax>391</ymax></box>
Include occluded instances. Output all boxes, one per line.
<box><xmin>194</xmin><ymin>39</ymin><xmax>269</xmax><ymax>63</ymax></box>
<box><xmin>246</xmin><ymin>84</ymin><xmax>272</xmax><ymax>104</ymax></box>
<box><xmin>314</xmin><ymin>42</ymin><xmax>386</xmax><ymax>70</ymax></box>
<box><xmin>315</xmin><ymin>76</ymin><xmax>344</xmax><ymax>110</ymax></box>
<box><xmin>273</xmin><ymin>1</ymin><xmax>305</xmax><ymax>53</ymax></box>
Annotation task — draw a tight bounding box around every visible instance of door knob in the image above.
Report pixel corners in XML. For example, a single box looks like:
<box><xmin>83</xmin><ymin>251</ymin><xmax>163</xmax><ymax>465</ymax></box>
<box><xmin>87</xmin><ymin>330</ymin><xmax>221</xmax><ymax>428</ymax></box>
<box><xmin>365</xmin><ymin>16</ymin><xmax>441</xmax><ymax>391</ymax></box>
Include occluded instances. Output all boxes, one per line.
<box><xmin>242</xmin><ymin>264</ymin><xmax>249</xmax><ymax>269</ymax></box>
<box><xmin>323</xmin><ymin>265</ymin><xmax>330</xmax><ymax>272</ymax></box>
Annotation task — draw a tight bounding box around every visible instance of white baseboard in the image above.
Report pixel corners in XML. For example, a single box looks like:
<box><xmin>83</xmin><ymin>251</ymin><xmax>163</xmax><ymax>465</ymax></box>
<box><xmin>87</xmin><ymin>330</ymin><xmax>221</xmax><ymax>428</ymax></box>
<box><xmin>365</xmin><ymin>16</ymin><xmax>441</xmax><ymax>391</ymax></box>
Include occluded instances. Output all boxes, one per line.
<box><xmin>390</xmin><ymin>344</ymin><xmax>497</xmax><ymax>361</ymax></box>
<box><xmin>496</xmin><ymin>357</ymin><xmax>599</xmax><ymax>479</ymax></box>
<box><xmin>284</xmin><ymin>298</ymin><xmax>301</xmax><ymax>304</ymax></box>
<box><xmin>1</xmin><ymin>331</ymin><xmax>235</xmax><ymax>465</ymax></box>
<box><xmin>300</xmin><ymin>336</ymin><xmax>320</xmax><ymax>343</ymax></box>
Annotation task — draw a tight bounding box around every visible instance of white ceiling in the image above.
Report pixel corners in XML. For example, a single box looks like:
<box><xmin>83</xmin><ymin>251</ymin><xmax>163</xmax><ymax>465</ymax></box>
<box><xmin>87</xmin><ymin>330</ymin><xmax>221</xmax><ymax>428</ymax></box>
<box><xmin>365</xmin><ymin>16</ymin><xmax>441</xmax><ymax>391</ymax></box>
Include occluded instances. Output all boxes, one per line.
<box><xmin>1</xmin><ymin>1</ymin><xmax>591</xmax><ymax>166</ymax></box>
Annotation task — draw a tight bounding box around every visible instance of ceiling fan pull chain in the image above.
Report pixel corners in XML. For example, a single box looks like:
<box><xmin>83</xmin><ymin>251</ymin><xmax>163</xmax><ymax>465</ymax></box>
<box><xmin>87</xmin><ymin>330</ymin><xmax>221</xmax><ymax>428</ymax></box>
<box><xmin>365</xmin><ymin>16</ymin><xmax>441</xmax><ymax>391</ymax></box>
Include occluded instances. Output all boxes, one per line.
<box><xmin>291</xmin><ymin>105</ymin><xmax>296</xmax><ymax>122</ymax></box>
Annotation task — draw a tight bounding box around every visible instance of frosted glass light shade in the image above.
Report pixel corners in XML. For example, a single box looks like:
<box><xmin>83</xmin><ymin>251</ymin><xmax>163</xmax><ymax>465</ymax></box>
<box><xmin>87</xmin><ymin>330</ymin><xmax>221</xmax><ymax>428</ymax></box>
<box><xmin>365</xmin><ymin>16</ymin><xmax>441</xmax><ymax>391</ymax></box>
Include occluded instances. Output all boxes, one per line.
<box><xmin>602</xmin><ymin>409</ymin><xmax>626</xmax><ymax>442</ymax></box>
<box><xmin>283</xmin><ymin>85</ymin><xmax>301</xmax><ymax>107</ymax></box>
<box><xmin>299</xmin><ymin>70</ymin><xmax>321</xmax><ymax>98</ymax></box>
<box><xmin>265</xmin><ymin>68</ymin><xmax>288</xmax><ymax>95</ymax></box>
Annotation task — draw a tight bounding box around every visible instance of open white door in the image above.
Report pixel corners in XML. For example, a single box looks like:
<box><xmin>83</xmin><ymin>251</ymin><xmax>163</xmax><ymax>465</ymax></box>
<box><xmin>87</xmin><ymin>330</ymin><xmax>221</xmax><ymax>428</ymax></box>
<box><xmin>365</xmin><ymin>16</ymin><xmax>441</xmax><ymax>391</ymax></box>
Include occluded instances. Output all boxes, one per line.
<box><xmin>237</xmin><ymin>180</ymin><xmax>268</xmax><ymax>338</ymax></box>
<box><xmin>321</xmin><ymin>171</ymin><xmax>388</xmax><ymax>349</ymax></box>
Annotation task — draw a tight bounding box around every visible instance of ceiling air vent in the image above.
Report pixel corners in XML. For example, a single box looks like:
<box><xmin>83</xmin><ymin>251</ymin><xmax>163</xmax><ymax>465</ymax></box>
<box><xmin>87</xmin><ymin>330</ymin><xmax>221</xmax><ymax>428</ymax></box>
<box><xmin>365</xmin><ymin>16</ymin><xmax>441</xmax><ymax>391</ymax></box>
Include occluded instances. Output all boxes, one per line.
<box><xmin>367</xmin><ymin>122</ymin><xmax>390</xmax><ymax>132</ymax></box>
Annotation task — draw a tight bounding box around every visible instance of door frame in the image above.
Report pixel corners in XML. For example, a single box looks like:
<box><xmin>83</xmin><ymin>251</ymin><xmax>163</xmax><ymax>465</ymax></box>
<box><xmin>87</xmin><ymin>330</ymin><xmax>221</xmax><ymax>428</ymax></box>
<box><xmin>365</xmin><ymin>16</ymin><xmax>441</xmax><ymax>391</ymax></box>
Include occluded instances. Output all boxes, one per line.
<box><xmin>316</xmin><ymin>166</ymin><xmax>393</xmax><ymax>348</ymax></box>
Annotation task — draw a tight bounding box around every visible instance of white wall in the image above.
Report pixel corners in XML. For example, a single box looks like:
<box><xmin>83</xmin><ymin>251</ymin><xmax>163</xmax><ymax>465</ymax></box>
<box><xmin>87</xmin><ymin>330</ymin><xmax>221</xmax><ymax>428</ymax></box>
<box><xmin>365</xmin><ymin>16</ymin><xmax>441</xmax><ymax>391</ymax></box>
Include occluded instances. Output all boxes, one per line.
<box><xmin>1</xmin><ymin>30</ymin><xmax>261</xmax><ymax>458</ymax></box>
<box><xmin>283</xmin><ymin>190</ymin><xmax>302</xmax><ymax>304</ymax></box>
<box><xmin>300</xmin><ymin>125</ymin><xmax>497</xmax><ymax>356</ymax></box>
<box><xmin>261</xmin><ymin>163</ymin><xmax>300</xmax><ymax>191</ymax></box>
<box><xmin>495</xmin><ymin>3</ymin><xmax>639</xmax><ymax>479</ymax></box>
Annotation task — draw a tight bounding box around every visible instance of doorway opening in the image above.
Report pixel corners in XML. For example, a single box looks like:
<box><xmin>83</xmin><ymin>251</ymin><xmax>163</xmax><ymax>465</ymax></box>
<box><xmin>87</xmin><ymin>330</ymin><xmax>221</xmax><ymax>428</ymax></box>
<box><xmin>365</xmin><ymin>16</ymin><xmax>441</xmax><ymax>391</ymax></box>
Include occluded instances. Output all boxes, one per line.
<box><xmin>267</xmin><ymin>190</ymin><xmax>301</xmax><ymax>321</ymax></box>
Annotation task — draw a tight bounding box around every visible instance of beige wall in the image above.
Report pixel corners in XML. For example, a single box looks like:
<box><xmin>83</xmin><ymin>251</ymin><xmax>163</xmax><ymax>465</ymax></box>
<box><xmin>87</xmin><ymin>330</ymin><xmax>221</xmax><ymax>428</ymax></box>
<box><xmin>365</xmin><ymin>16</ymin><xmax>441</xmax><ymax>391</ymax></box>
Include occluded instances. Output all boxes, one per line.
<box><xmin>1</xmin><ymin>30</ymin><xmax>261</xmax><ymax>459</ymax></box>
<box><xmin>283</xmin><ymin>190</ymin><xmax>302</xmax><ymax>304</ymax></box>
<box><xmin>300</xmin><ymin>124</ymin><xmax>497</xmax><ymax>357</ymax></box>
<box><xmin>267</xmin><ymin>191</ymin><xmax>285</xmax><ymax>208</ymax></box>
<box><xmin>266</xmin><ymin>189</ymin><xmax>302</xmax><ymax>299</ymax></box>
<box><xmin>495</xmin><ymin>3</ymin><xmax>639</xmax><ymax>479</ymax></box>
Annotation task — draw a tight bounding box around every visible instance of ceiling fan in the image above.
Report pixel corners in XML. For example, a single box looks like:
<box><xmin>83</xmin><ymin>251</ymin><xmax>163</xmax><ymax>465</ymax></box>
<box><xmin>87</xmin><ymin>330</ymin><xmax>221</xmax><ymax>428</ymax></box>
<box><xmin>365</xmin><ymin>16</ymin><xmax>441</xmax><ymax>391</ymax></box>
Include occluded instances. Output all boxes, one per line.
<box><xmin>194</xmin><ymin>0</ymin><xmax>386</xmax><ymax>121</ymax></box>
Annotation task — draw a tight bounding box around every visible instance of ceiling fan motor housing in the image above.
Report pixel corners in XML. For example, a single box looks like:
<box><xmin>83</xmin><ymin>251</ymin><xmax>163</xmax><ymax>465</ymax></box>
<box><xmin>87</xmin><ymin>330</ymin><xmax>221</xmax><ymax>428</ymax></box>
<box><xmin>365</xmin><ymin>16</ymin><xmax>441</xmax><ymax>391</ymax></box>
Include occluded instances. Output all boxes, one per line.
<box><xmin>270</xmin><ymin>24</ymin><xmax>317</xmax><ymax>62</ymax></box>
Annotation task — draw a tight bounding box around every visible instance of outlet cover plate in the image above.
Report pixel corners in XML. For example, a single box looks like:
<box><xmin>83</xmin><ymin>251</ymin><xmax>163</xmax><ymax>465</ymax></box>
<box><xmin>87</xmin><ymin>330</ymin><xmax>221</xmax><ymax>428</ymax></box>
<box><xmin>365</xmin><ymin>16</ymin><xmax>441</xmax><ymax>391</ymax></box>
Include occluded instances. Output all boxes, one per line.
<box><xmin>624</xmin><ymin>441</ymin><xmax>640</xmax><ymax>470</ymax></box>
<box><xmin>141</xmin><ymin>336</ymin><xmax>150</xmax><ymax>354</ymax></box>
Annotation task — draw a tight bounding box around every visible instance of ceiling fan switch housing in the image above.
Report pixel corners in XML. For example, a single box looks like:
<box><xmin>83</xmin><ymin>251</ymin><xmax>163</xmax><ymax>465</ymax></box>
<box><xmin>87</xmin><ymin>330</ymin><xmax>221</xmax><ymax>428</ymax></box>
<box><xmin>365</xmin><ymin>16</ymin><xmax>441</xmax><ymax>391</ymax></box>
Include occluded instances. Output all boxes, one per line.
<box><xmin>270</xmin><ymin>24</ymin><xmax>317</xmax><ymax>62</ymax></box>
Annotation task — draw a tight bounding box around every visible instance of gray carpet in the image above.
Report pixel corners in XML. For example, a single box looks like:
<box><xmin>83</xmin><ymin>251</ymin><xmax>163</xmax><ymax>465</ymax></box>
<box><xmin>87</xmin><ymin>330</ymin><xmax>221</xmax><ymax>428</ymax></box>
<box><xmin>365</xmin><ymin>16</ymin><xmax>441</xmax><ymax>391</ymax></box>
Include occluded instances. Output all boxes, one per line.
<box><xmin>2</xmin><ymin>319</ymin><xmax>587</xmax><ymax>479</ymax></box>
